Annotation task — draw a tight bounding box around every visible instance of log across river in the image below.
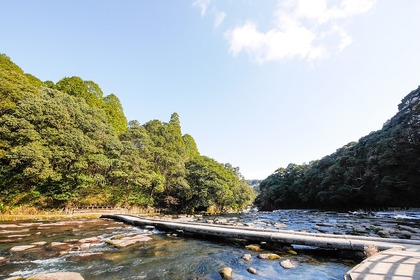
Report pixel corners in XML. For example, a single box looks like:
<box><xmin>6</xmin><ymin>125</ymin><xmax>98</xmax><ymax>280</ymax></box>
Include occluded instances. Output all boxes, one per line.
<box><xmin>102</xmin><ymin>214</ymin><xmax>420</xmax><ymax>280</ymax></box>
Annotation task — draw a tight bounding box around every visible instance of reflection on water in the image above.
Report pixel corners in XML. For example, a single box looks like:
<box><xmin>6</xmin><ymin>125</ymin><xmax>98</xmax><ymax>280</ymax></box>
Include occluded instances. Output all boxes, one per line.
<box><xmin>0</xmin><ymin>215</ymin><xmax>356</xmax><ymax>280</ymax></box>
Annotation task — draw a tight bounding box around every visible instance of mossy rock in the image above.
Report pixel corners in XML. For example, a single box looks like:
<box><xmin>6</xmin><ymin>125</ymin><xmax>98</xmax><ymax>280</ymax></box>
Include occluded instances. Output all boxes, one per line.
<box><xmin>245</xmin><ymin>244</ymin><xmax>261</xmax><ymax>251</ymax></box>
<box><xmin>258</xmin><ymin>253</ymin><xmax>281</xmax><ymax>260</ymax></box>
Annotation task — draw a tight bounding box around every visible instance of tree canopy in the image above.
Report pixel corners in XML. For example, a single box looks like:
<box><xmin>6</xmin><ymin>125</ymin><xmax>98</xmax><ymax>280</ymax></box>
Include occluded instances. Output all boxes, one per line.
<box><xmin>256</xmin><ymin>86</ymin><xmax>420</xmax><ymax>210</ymax></box>
<box><xmin>0</xmin><ymin>54</ymin><xmax>255</xmax><ymax>213</ymax></box>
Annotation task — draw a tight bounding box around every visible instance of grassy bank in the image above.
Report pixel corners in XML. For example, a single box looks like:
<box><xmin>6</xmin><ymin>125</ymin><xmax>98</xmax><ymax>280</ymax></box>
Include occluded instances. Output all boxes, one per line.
<box><xmin>0</xmin><ymin>213</ymin><xmax>101</xmax><ymax>222</ymax></box>
<box><xmin>0</xmin><ymin>206</ymin><xmax>103</xmax><ymax>221</ymax></box>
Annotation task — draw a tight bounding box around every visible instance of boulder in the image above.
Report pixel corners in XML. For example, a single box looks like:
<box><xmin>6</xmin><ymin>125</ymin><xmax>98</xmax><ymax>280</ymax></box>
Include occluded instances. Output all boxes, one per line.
<box><xmin>69</xmin><ymin>252</ymin><xmax>103</xmax><ymax>261</ymax></box>
<box><xmin>50</xmin><ymin>242</ymin><xmax>71</xmax><ymax>250</ymax></box>
<box><xmin>10</xmin><ymin>245</ymin><xmax>36</xmax><ymax>252</ymax></box>
<box><xmin>280</xmin><ymin>259</ymin><xmax>295</xmax><ymax>269</ymax></box>
<box><xmin>363</xmin><ymin>244</ymin><xmax>379</xmax><ymax>258</ymax></box>
<box><xmin>353</xmin><ymin>226</ymin><xmax>368</xmax><ymax>234</ymax></box>
<box><xmin>31</xmin><ymin>241</ymin><xmax>47</xmax><ymax>246</ymax></box>
<box><xmin>78</xmin><ymin>243</ymin><xmax>91</xmax><ymax>251</ymax></box>
<box><xmin>78</xmin><ymin>237</ymin><xmax>100</xmax><ymax>244</ymax></box>
<box><xmin>274</xmin><ymin>223</ymin><xmax>288</xmax><ymax>229</ymax></box>
<box><xmin>107</xmin><ymin>234</ymin><xmax>152</xmax><ymax>248</ymax></box>
<box><xmin>399</xmin><ymin>225</ymin><xmax>420</xmax><ymax>234</ymax></box>
<box><xmin>215</xmin><ymin>218</ymin><xmax>228</xmax><ymax>224</ymax></box>
<box><xmin>63</xmin><ymin>239</ymin><xmax>79</xmax><ymax>244</ymax></box>
<box><xmin>258</xmin><ymin>253</ymin><xmax>281</xmax><ymax>260</ymax></box>
<box><xmin>26</xmin><ymin>272</ymin><xmax>84</xmax><ymax>280</ymax></box>
<box><xmin>397</xmin><ymin>230</ymin><xmax>412</xmax><ymax>239</ymax></box>
<box><xmin>377</xmin><ymin>228</ymin><xmax>396</xmax><ymax>238</ymax></box>
<box><xmin>241</xmin><ymin>254</ymin><xmax>252</xmax><ymax>261</ymax></box>
<box><xmin>247</xmin><ymin>267</ymin><xmax>257</xmax><ymax>274</ymax></box>
<box><xmin>219</xmin><ymin>267</ymin><xmax>233</xmax><ymax>279</ymax></box>
<box><xmin>0</xmin><ymin>256</ymin><xmax>6</xmax><ymax>265</ymax></box>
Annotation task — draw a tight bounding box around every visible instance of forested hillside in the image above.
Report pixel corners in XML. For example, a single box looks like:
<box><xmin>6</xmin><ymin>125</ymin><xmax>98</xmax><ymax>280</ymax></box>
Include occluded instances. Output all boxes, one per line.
<box><xmin>0</xmin><ymin>54</ymin><xmax>255</xmax><ymax>213</ymax></box>
<box><xmin>256</xmin><ymin>86</ymin><xmax>420</xmax><ymax>211</ymax></box>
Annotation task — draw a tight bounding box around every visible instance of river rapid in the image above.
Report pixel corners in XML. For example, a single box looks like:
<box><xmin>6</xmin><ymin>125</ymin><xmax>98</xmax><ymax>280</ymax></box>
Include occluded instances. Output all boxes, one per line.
<box><xmin>1</xmin><ymin>210</ymin><xmax>419</xmax><ymax>280</ymax></box>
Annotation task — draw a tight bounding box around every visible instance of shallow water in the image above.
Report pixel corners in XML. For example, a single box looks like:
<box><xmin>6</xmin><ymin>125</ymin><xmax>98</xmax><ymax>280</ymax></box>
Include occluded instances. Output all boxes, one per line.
<box><xmin>0</xmin><ymin>214</ymin><xmax>359</xmax><ymax>280</ymax></box>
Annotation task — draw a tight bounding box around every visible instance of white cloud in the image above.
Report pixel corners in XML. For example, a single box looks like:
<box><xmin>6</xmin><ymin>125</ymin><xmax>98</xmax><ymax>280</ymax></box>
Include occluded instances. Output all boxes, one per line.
<box><xmin>193</xmin><ymin>0</ymin><xmax>211</xmax><ymax>17</ymax></box>
<box><xmin>225</xmin><ymin>0</ymin><xmax>376</xmax><ymax>63</ymax></box>
<box><xmin>226</xmin><ymin>20</ymin><xmax>326</xmax><ymax>63</ymax></box>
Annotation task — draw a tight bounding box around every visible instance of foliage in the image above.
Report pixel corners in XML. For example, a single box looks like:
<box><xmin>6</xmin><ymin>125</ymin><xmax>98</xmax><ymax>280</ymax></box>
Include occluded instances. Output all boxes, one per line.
<box><xmin>0</xmin><ymin>55</ymin><xmax>254</xmax><ymax>213</ymax></box>
<box><xmin>256</xmin><ymin>87</ymin><xmax>420</xmax><ymax>210</ymax></box>
<box><xmin>186</xmin><ymin>156</ymin><xmax>255</xmax><ymax>212</ymax></box>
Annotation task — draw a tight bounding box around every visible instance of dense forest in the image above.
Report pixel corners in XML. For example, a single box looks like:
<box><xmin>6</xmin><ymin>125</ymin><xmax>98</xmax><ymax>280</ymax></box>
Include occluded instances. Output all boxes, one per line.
<box><xmin>0</xmin><ymin>54</ymin><xmax>255</xmax><ymax>213</ymax></box>
<box><xmin>256</xmin><ymin>86</ymin><xmax>420</xmax><ymax>211</ymax></box>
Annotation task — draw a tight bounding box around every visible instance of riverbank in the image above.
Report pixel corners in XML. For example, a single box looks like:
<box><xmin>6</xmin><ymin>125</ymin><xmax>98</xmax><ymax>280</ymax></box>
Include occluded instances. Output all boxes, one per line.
<box><xmin>0</xmin><ymin>214</ymin><xmax>101</xmax><ymax>222</ymax></box>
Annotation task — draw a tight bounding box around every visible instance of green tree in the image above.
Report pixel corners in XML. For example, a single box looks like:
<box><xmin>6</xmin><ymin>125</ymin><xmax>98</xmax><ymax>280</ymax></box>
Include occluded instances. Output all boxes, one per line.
<box><xmin>103</xmin><ymin>94</ymin><xmax>128</xmax><ymax>135</ymax></box>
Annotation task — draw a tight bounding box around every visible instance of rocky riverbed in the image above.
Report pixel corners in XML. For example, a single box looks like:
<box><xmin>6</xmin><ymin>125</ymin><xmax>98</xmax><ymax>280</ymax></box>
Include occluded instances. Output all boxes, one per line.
<box><xmin>198</xmin><ymin>209</ymin><xmax>420</xmax><ymax>240</ymax></box>
<box><xmin>1</xmin><ymin>209</ymin><xmax>418</xmax><ymax>279</ymax></box>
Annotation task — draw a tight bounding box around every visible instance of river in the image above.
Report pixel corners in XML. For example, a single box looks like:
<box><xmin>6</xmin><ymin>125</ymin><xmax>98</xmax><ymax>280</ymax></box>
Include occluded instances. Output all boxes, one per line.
<box><xmin>1</xmin><ymin>210</ymin><xmax>419</xmax><ymax>279</ymax></box>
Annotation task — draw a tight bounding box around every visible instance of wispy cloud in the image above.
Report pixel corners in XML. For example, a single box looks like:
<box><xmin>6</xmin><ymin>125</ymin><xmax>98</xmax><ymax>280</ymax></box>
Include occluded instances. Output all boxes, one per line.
<box><xmin>193</xmin><ymin>0</ymin><xmax>211</xmax><ymax>17</ymax></box>
<box><xmin>225</xmin><ymin>0</ymin><xmax>376</xmax><ymax>63</ymax></box>
<box><xmin>193</xmin><ymin>0</ymin><xmax>226</xmax><ymax>29</ymax></box>
<box><xmin>213</xmin><ymin>9</ymin><xmax>226</xmax><ymax>28</ymax></box>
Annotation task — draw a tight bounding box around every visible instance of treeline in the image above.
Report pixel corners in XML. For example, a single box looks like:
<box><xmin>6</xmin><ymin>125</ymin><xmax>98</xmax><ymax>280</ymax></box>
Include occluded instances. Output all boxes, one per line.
<box><xmin>256</xmin><ymin>86</ymin><xmax>420</xmax><ymax>211</ymax></box>
<box><xmin>0</xmin><ymin>54</ymin><xmax>255</xmax><ymax>213</ymax></box>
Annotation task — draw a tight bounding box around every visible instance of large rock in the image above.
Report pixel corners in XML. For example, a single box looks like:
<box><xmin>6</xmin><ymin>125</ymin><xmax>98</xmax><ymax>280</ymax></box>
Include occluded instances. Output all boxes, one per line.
<box><xmin>10</xmin><ymin>245</ymin><xmax>36</xmax><ymax>252</ymax></box>
<box><xmin>280</xmin><ymin>259</ymin><xmax>295</xmax><ymax>269</ymax></box>
<box><xmin>245</xmin><ymin>244</ymin><xmax>261</xmax><ymax>251</ymax></box>
<box><xmin>68</xmin><ymin>252</ymin><xmax>103</xmax><ymax>261</ymax></box>
<box><xmin>26</xmin><ymin>272</ymin><xmax>84</xmax><ymax>280</ymax></box>
<box><xmin>363</xmin><ymin>244</ymin><xmax>379</xmax><ymax>258</ymax></box>
<box><xmin>107</xmin><ymin>234</ymin><xmax>152</xmax><ymax>248</ymax></box>
<box><xmin>78</xmin><ymin>237</ymin><xmax>101</xmax><ymax>244</ymax></box>
<box><xmin>50</xmin><ymin>242</ymin><xmax>71</xmax><ymax>250</ymax></box>
<box><xmin>31</xmin><ymin>241</ymin><xmax>47</xmax><ymax>246</ymax></box>
<box><xmin>399</xmin><ymin>225</ymin><xmax>420</xmax><ymax>234</ymax></box>
<box><xmin>242</xmin><ymin>254</ymin><xmax>252</xmax><ymax>261</ymax></box>
<box><xmin>258</xmin><ymin>253</ymin><xmax>281</xmax><ymax>260</ymax></box>
<box><xmin>247</xmin><ymin>267</ymin><xmax>257</xmax><ymax>274</ymax></box>
<box><xmin>219</xmin><ymin>267</ymin><xmax>233</xmax><ymax>279</ymax></box>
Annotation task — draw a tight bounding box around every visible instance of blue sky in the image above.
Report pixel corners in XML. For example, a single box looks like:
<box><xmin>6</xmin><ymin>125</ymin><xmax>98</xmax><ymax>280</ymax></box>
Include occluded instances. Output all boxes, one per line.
<box><xmin>2</xmin><ymin>0</ymin><xmax>420</xmax><ymax>179</ymax></box>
